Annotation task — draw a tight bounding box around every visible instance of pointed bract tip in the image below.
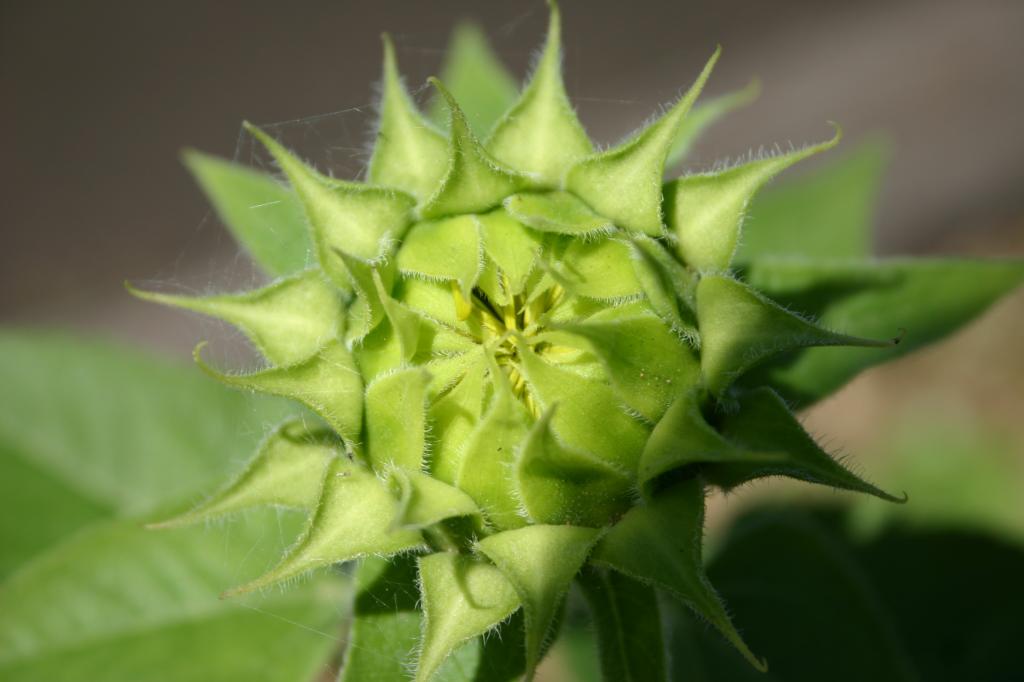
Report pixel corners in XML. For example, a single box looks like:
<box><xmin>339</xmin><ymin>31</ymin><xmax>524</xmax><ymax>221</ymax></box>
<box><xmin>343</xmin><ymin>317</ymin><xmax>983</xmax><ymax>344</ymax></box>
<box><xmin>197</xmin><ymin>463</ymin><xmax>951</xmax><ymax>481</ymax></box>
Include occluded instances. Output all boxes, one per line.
<box><xmin>144</xmin><ymin>513</ymin><xmax>197</xmax><ymax>531</ymax></box>
<box><xmin>192</xmin><ymin>341</ymin><xmax>210</xmax><ymax>363</ymax></box>
<box><xmin>860</xmin><ymin>481</ymin><xmax>907</xmax><ymax>504</ymax></box>
<box><xmin>123</xmin><ymin>281</ymin><xmax>172</xmax><ymax>305</ymax></box>
<box><xmin>380</xmin><ymin>32</ymin><xmax>396</xmax><ymax>64</ymax></box>
<box><xmin>546</xmin><ymin>0</ymin><xmax>561</xmax><ymax>25</ymax></box>
<box><xmin>179</xmin><ymin>147</ymin><xmax>205</xmax><ymax>167</ymax></box>
<box><xmin>744</xmin><ymin>76</ymin><xmax>763</xmax><ymax>99</ymax></box>
<box><xmin>825</xmin><ymin>121</ymin><xmax>843</xmax><ymax>145</ymax></box>
<box><xmin>242</xmin><ymin>121</ymin><xmax>279</xmax><ymax>151</ymax></box>
<box><xmin>542</xmin><ymin>0</ymin><xmax>562</xmax><ymax>58</ymax></box>
<box><xmin>427</xmin><ymin>76</ymin><xmax>448</xmax><ymax>101</ymax></box>
<box><xmin>192</xmin><ymin>342</ymin><xmax>226</xmax><ymax>382</ymax></box>
<box><xmin>220</xmin><ymin>577</ymin><xmax>265</xmax><ymax>600</ymax></box>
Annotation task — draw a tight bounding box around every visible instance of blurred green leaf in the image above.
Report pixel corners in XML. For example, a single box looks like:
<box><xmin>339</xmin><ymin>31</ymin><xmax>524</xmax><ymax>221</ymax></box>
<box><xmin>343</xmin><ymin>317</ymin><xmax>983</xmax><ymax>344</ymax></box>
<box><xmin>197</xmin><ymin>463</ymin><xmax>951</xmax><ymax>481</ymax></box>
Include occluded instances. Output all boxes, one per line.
<box><xmin>667</xmin><ymin>509</ymin><xmax>919</xmax><ymax>682</ymax></box>
<box><xmin>669</xmin><ymin>506</ymin><xmax>1024</xmax><ymax>682</ymax></box>
<box><xmin>855</xmin><ymin>525</ymin><xmax>1024</xmax><ymax>682</ymax></box>
<box><xmin>184</xmin><ymin>150</ymin><xmax>312</xmax><ymax>276</ymax></box>
<box><xmin>0</xmin><ymin>332</ymin><xmax>341</xmax><ymax>681</ymax></box>
<box><xmin>429</xmin><ymin>23</ymin><xmax>519</xmax><ymax>138</ymax></box>
<box><xmin>737</xmin><ymin>140</ymin><xmax>888</xmax><ymax>261</ymax></box>
<box><xmin>0</xmin><ymin>513</ymin><xmax>341</xmax><ymax>682</ymax></box>
<box><xmin>0</xmin><ymin>332</ymin><xmax>290</xmax><ymax>522</ymax></box>
<box><xmin>741</xmin><ymin>258</ymin><xmax>1024</xmax><ymax>405</ymax></box>
<box><xmin>851</xmin><ymin>412</ymin><xmax>1024</xmax><ymax>542</ymax></box>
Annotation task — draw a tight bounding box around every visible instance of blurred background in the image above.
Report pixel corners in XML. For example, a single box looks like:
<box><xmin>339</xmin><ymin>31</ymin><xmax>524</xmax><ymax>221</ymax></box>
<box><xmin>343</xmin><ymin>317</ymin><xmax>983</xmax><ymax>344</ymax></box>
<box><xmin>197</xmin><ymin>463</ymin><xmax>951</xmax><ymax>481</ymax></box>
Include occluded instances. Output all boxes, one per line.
<box><xmin>2</xmin><ymin>1</ymin><xmax>1023</xmax><ymax>679</ymax></box>
<box><xmin>3</xmin><ymin>0</ymin><xmax>1023</xmax><ymax>346</ymax></box>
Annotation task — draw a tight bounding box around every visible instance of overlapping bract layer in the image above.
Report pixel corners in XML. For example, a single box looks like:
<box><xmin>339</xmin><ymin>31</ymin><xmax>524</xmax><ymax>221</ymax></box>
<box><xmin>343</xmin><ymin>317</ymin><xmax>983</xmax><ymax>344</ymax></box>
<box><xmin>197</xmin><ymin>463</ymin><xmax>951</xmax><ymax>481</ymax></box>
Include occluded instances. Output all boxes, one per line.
<box><xmin>139</xmin><ymin>3</ymin><xmax>1024</xmax><ymax>681</ymax></box>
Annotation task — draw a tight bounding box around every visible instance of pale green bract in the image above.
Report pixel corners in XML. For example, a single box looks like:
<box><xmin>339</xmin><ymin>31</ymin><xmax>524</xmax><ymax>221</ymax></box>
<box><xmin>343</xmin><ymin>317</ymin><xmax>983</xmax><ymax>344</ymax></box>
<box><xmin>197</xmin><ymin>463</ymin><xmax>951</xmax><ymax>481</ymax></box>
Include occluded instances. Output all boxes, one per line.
<box><xmin>135</xmin><ymin>2</ymin><xmax>1024</xmax><ymax>680</ymax></box>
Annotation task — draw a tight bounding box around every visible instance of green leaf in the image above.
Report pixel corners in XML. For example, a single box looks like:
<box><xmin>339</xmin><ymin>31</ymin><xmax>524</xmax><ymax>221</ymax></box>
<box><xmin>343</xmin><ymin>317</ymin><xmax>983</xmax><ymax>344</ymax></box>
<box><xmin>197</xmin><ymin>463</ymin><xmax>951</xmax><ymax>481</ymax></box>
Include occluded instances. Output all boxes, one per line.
<box><xmin>577</xmin><ymin>567</ymin><xmax>668</xmax><ymax>682</ymax></box>
<box><xmin>196</xmin><ymin>339</ymin><xmax>364</xmax><ymax>447</ymax></box>
<box><xmin>565</xmin><ymin>47</ymin><xmax>719</xmax><ymax>236</ymax></box>
<box><xmin>737</xmin><ymin>139</ymin><xmax>888</xmax><ymax>261</ymax></box>
<box><xmin>477</xmin><ymin>207</ymin><xmax>544</xmax><ymax>297</ymax></box>
<box><xmin>397</xmin><ymin>214</ymin><xmax>483</xmax><ymax>298</ymax></box>
<box><xmin>245</xmin><ymin>122</ymin><xmax>416</xmax><ymax>285</ymax></box>
<box><xmin>0</xmin><ymin>333</ymin><xmax>338</xmax><ymax>680</ymax></box>
<box><xmin>669</xmin><ymin>507</ymin><xmax>920</xmax><ymax>682</ymax></box>
<box><xmin>515</xmin><ymin>406</ymin><xmax>632</xmax><ymax>527</ymax></box>
<box><xmin>0</xmin><ymin>332</ymin><xmax>290</xmax><ymax>523</ymax></box>
<box><xmin>517</xmin><ymin>343</ymin><xmax>648</xmax><ymax>472</ymax></box>
<box><xmin>421</xmin><ymin>79</ymin><xmax>528</xmax><ymax>219</ymax></box>
<box><xmin>477</xmin><ymin>525</ymin><xmax>600</xmax><ymax>680</ymax></box>
<box><xmin>713</xmin><ymin>387</ymin><xmax>903</xmax><ymax>501</ymax></box>
<box><xmin>855</xmin><ymin>521</ymin><xmax>1023</xmax><ymax>682</ymax></box>
<box><xmin>429</xmin><ymin>22</ymin><xmax>519</xmax><ymax>138</ymax></box>
<box><xmin>0</xmin><ymin>515</ymin><xmax>342</xmax><ymax>682</ymax></box>
<box><xmin>696</xmin><ymin>274</ymin><xmax>889</xmax><ymax>396</ymax></box>
<box><xmin>556</xmin><ymin>236</ymin><xmax>643</xmax><ymax>301</ymax></box>
<box><xmin>592</xmin><ymin>479</ymin><xmax>765</xmax><ymax>671</ymax></box>
<box><xmin>128</xmin><ymin>269</ymin><xmax>342</xmax><ymax>366</ymax></box>
<box><xmin>550</xmin><ymin>314</ymin><xmax>700</xmax><ymax>422</ymax></box>
<box><xmin>415</xmin><ymin>552</ymin><xmax>521</xmax><ymax>682</ymax></box>
<box><xmin>226</xmin><ymin>457</ymin><xmax>423</xmax><ymax>596</ymax></box>
<box><xmin>183</xmin><ymin>150</ymin><xmax>311</xmax><ymax>276</ymax></box>
<box><xmin>741</xmin><ymin>257</ymin><xmax>1024</xmax><ymax>404</ymax></box>
<box><xmin>487</xmin><ymin>1</ymin><xmax>592</xmax><ymax>184</ymax></box>
<box><xmin>365</xmin><ymin>367</ymin><xmax>430</xmax><ymax>473</ymax></box>
<box><xmin>339</xmin><ymin>556</ymin><xmax>422</xmax><ymax>682</ymax></box>
<box><xmin>370</xmin><ymin>34</ymin><xmax>450</xmax><ymax>200</ymax></box>
<box><xmin>456</xmin><ymin>356</ymin><xmax>532</xmax><ymax>530</ymax></box>
<box><xmin>153</xmin><ymin>420</ymin><xmax>338</xmax><ymax>528</ymax></box>
<box><xmin>665</xmin><ymin>79</ymin><xmax>760</xmax><ymax>168</ymax></box>
<box><xmin>665</xmin><ymin>126</ymin><xmax>839</xmax><ymax>272</ymax></box>
<box><xmin>504</xmin><ymin>191</ymin><xmax>612</xmax><ymax>236</ymax></box>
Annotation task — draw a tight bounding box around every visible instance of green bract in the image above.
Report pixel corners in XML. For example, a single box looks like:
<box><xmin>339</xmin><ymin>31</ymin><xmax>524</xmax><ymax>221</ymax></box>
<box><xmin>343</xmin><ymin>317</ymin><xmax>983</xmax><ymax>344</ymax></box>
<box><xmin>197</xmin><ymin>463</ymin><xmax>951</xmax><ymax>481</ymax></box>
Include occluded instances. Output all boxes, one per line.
<box><xmin>135</xmin><ymin>3</ymin><xmax>1024</xmax><ymax>680</ymax></box>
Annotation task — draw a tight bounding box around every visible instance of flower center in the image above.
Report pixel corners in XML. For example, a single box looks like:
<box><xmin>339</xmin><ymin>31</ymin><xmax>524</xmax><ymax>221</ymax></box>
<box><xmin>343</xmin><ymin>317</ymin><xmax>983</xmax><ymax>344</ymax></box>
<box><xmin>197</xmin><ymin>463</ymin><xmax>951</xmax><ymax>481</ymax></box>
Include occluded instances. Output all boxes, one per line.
<box><xmin>452</xmin><ymin>277</ymin><xmax>568</xmax><ymax>415</ymax></box>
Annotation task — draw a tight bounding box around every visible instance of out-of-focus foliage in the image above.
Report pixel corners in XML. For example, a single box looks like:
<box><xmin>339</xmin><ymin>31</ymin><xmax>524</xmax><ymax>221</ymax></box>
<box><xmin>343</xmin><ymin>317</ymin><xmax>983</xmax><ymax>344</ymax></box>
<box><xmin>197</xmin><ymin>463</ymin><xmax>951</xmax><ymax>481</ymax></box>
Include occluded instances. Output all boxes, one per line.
<box><xmin>663</xmin><ymin>505</ymin><xmax>1024</xmax><ymax>682</ymax></box>
<box><xmin>0</xmin><ymin>333</ymin><xmax>343</xmax><ymax>682</ymax></box>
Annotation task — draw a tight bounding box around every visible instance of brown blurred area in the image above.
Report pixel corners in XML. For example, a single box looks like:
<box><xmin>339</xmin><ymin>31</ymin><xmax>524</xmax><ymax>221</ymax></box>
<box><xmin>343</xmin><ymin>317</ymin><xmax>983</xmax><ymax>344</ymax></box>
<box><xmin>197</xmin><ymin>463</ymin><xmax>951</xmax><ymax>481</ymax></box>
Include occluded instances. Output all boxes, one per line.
<box><xmin>2</xmin><ymin>0</ymin><xmax>1022</xmax><ymax>352</ymax></box>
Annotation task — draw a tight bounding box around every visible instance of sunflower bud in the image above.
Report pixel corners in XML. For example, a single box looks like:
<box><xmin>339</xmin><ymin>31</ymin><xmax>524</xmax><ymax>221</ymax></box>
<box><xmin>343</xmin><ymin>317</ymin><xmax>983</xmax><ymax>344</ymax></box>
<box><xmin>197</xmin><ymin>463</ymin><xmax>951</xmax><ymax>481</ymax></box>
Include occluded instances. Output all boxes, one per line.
<box><xmin>137</xmin><ymin>3</ymin><xmax>972</xmax><ymax>680</ymax></box>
